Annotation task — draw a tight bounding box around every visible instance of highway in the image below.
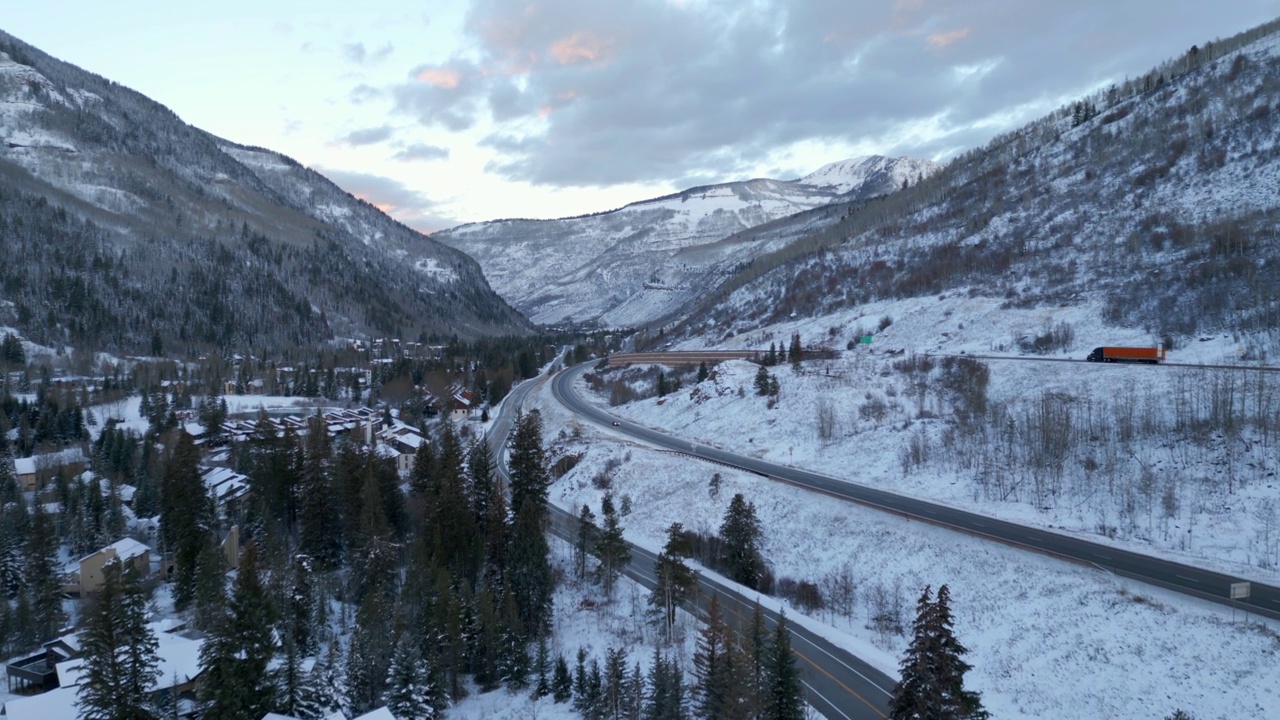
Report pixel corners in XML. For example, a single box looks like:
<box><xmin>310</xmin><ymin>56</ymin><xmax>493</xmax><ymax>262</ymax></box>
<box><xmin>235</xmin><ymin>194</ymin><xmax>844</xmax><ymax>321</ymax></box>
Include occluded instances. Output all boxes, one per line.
<box><xmin>489</xmin><ymin>369</ymin><xmax>895</xmax><ymax>720</ymax></box>
<box><xmin>550</xmin><ymin>360</ymin><xmax>1280</xmax><ymax>621</ymax></box>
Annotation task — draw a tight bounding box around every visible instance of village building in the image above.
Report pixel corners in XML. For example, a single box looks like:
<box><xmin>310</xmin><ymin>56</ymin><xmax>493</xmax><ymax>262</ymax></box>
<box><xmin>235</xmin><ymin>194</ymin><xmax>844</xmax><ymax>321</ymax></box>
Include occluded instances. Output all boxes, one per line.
<box><xmin>62</xmin><ymin>537</ymin><xmax>151</xmax><ymax>596</ymax></box>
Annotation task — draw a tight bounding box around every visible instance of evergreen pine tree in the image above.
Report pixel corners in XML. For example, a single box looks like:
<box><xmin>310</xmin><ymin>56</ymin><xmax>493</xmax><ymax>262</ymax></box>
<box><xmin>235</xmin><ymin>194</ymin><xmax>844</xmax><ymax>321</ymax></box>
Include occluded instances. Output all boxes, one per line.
<box><xmin>572</xmin><ymin>647</ymin><xmax>589</xmax><ymax>714</ymax></box>
<box><xmin>25</xmin><ymin>505</ymin><xmax>65</xmax><ymax>642</ymax></box>
<box><xmin>720</xmin><ymin>493</ymin><xmax>765</xmax><ymax>590</ymax></box>
<box><xmin>273</xmin><ymin>635</ymin><xmax>307</xmax><ymax>718</ymax></box>
<box><xmin>77</xmin><ymin>563</ymin><xmax>160</xmax><ymax>720</ymax></box>
<box><xmin>594</xmin><ymin>493</ymin><xmax>631</xmax><ymax>601</ymax></box>
<box><xmin>192</xmin><ymin>536</ymin><xmax>226</xmax><ymax>632</ymax></box>
<box><xmin>576</xmin><ymin>503</ymin><xmax>597</xmax><ymax>581</ymax></box>
<box><xmin>603</xmin><ymin>646</ymin><xmax>628</xmax><ymax>720</ymax></box>
<box><xmin>764</xmin><ymin>612</ymin><xmax>804</xmax><ymax>720</ymax></box>
<box><xmin>650</xmin><ymin>523</ymin><xmax>697</xmax><ymax>638</ymax></box>
<box><xmin>162</xmin><ymin>432</ymin><xmax>213</xmax><ymax>612</ymax></box>
<box><xmin>298</xmin><ymin>426</ymin><xmax>341</xmax><ymax>570</ymax></box>
<box><xmin>789</xmin><ymin>333</ymin><xmax>803</xmax><ymax>373</ymax></box>
<box><xmin>197</xmin><ymin>541</ymin><xmax>278</xmax><ymax>720</ymax></box>
<box><xmin>467</xmin><ymin>439</ymin><xmax>494</xmax><ymax>529</ymax></box>
<box><xmin>552</xmin><ymin>654</ymin><xmax>573</xmax><ymax>703</ymax></box>
<box><xmin>754</xmin><ymin>364</ymin><xmax>771</xmax><ymax>396</ymax></box>
<box><xmin>693</xmin><ymin>595</ymin><xmax>744</xmax><ymax>720</ymax></box>
<box><xmin>508</xmin><ymin>502</ymin><xmax>554</xmax><ymax>639</ymax></box>
<box><xmin>697</xmin><ymin>361</ymin><xmax>709</xmax><ymax>384</ymax></box>
<box><xmin>385</xmin><ymin>634</ymin><xmax>434</xmax><ymax>720</ymax></box>
<box><xmin>889</xmin><ymin>585</ymin><xmax>988</xmax><ymax>720</ymax></box>
<box><xmin>533</xmin><ymin>635</ymin><xmax>552</xmax><ymax>699</ymax></box>
<box><xmin>507</xmin><ymin>410</ymin><xmax>550</xmax><ymax>521</ymax></box>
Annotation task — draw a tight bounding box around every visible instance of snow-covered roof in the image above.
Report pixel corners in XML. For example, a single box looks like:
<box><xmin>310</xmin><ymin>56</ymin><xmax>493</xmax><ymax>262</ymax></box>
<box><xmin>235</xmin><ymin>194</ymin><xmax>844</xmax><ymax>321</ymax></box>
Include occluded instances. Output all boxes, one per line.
<box><xmin>15</xmin><ymin>456</ymin><xmax>36</xmax><ymax>475</ymax></box>
<box><xmin>2</xmin><ymin>686</ymin><xmax>79</xmax><ymax>720</ymax></box>
<box><xmin>55</xmin><ymin>625</ymin><xmax>201</xmax><ymax>691</ymax></box>
<box><xmin>77</xmin><ymin>537</ymin><xmax>150</xmax><ymax>564</ymax></box>
<box><xmin>353</xmin><ymin>709</ymin><xmax>396</xmax><ymax>720</ymax></box>
<box><xmin>202</xmin><ymin>466</ymin><xmax>250</xmax><ymax>502</ymax></box>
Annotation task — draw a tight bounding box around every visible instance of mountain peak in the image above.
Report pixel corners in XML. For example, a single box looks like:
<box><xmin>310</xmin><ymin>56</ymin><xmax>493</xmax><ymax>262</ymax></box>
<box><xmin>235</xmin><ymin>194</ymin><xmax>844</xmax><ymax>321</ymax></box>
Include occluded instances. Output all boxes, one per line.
<box><xmin>798</xmin><ymin>155</ymin><xmax>942</xmax><ymax>194</ymax></box>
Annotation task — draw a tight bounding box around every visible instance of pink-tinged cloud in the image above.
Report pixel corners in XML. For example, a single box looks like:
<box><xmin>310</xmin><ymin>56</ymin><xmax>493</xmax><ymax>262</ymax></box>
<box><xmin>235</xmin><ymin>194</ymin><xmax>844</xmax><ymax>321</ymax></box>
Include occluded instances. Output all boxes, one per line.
<box><xmin>549</xmin><ymin>32</ymin><xmax>613</xmax><ymax>65</ymax></box>
<box><xmin>538</xmin><ymin>104</ymin><xmax>553</xmax><ymax>118</ymax></box>
<box><xmin>927</xmin><ymin>27</ymin><xmax>970</xmax><ymax>48</ymax></box>
<box><xmin>417</xmin><ymin>67</ymin><xmax>462</xmax><ymax>89</ymax></box>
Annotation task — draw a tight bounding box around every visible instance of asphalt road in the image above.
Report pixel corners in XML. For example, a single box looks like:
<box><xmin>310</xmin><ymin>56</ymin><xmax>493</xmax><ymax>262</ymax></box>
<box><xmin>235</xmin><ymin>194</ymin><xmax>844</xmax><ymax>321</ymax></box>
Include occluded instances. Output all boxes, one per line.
<box><xmin>489</xmin><ymin>370</ymin><xmax>895</xmax><ymax>720</ymax></box>
<box><xmin>551</xmin><ymin>361</ymin><xmax>1280</xmax><ymax>621</ymax></box>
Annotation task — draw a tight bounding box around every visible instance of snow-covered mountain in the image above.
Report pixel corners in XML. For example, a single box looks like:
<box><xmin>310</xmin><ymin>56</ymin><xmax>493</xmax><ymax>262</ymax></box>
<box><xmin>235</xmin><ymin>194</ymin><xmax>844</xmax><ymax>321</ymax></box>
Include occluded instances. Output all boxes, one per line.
<box><xmin>0</xmin><ymin>30</ymin><xmax>529</xmax><ymax>353</ymax></box>
<box><xmin>433</xmin><ymin>156</ymin><xmax>939</xmax><ymax>328</ymax></box>
<box><xmin>675</xmin><ymin>18</ymin><xmax>1280</xmax><ymax>356</ymax></box>
<box><xmin>797</xmin><ymin>155</ymin><xmax>937</xmax><ymax>194</ymax></box>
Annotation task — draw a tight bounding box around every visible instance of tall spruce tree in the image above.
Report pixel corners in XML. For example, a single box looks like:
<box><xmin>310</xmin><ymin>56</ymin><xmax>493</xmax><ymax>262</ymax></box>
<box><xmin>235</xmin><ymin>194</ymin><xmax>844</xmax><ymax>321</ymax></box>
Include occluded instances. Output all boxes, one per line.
<box><xmin>650</xmin><ymin>523</ymin><xmax>697</xmax><ymax>639</ymax></box>
<box><xmin>720</xmin><ymin>494</ymin><xmax>765</xmax><ymax>590</ymax></box>
<box><xmin>889</xmin><ymin>585</ymin><xmax>988</xmax><ymax>720</ymax></box>
<box><xmin>575</xmin><ymin>503</ymin><xmax>597</xmax><ymax>581</ymax></box>
<box><xmin>77</xmin><ymin>563</ymin><xmax>160</xmax><ymax>720</ymax></box>
<box><xmin>593</xmin><ymin>493</ymin><xmax>630</xmax><ymax>601</ymax></box>
<box><xmin>298</xmin><ymin>424</ymin><xmax>341</xmax><ymax>570</ymax></box>
<box><xmin>25</xmin><ymin>504</ymin><xmax>65</xmax><ymax>643</ymax></box>
<box><xmin>385</xmin><ymin>634</ymin><xmax>437</xmax><ymax>720</ymax></box>
<box><xmin>507</xmin><ymin>410</ymin><xmax>550</xmax><ymax>521</ymax></box>
<box><xmin>162</xmin><ymin>432</ymin><xmax>213</xmax><ymax>611</ymax></box>
<box><xmin>508</xmin><ymin>502</ymin><xmax>554</xmax><ymax>639</ymax></box>
<box><xmin>764</xmin><ymin>612</ymin><xmax>804</xmax><ymax>720</ymax></box>
<box><xmin>197</xmin><ymin>542</ymin><xmax>278</xmax><ymax>720</ymax></box>
<box><xmin>693</xmin><ymin>595</ymin><xmax>750</xmax><ymax>720</ymax></box>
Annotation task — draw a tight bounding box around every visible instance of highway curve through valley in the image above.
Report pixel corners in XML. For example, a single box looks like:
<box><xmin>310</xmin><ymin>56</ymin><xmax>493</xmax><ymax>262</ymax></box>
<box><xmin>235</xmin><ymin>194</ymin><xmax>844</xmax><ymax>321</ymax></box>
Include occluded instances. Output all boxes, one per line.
<box><xmin>550</xmin><ymin>361</ymin><xmax>1280</xmax><ymax>622</ymax></box>
<box><xmin>489</xmin><ymin>370</ymin><xmax>895</xmax><ymax>720</ymax></box>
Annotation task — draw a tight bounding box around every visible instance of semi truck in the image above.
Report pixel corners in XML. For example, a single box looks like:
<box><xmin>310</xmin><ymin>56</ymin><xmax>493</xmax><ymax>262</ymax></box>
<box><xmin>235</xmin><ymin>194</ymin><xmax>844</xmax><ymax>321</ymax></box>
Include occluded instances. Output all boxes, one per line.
<box><xmin>1085</xmin><ymin>346</ymin><xmax>1166</xmax><ymax>364</ymax></box>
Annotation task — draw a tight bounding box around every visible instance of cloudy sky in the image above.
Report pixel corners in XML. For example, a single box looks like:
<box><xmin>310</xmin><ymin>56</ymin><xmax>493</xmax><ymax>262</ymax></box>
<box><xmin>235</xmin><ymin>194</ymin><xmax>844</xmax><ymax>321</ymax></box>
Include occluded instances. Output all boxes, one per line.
<box><xmin>5</xmin><ymin>1</ymin><xmax>1278</xmax><ymax>232</ymax></box>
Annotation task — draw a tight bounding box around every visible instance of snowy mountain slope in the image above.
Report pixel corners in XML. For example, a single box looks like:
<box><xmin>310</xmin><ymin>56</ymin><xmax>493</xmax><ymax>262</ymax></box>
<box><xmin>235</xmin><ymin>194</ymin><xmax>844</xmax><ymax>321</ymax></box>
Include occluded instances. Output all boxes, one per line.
<box><xmin>0</xmin><ymin>31</ymin><xmax>529</xmax><ymax>352</ymax></box>
<box><xmin>676</xmin><ymin>18</ymin><xmax>1280</xmax><ymax>352</ymax></box>
<box><xmin>797</xmin><ymin>154</ymin><xmax>937</xmax><ymax>195</ymax></box>
<box><xmin>433</xmin><ymin>156</ymin><xmax>939</xmax><ymax>327</ymax></box>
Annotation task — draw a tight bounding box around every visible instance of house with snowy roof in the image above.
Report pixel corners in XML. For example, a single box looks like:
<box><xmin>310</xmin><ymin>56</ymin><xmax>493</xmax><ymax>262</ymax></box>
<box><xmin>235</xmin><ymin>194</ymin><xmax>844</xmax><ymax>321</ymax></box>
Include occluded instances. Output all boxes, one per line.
<box><xmin>4</xmin><ymin>624</ymin><xmax>205</xmax><ymax>720</ymax></box>
<box><xmin>12</xmin><ymin>447</ymin><xmax>90</xmax><ymax>492</ymax></box>
<box><xmin>201</xmin><ymin>466</ymin><xmax>251</xmax><ymax>510</ymax></box>
<box><xmin>62</xmin><ymin>537</ymin><xmax>151</xmax><ymax>596</ymax></box>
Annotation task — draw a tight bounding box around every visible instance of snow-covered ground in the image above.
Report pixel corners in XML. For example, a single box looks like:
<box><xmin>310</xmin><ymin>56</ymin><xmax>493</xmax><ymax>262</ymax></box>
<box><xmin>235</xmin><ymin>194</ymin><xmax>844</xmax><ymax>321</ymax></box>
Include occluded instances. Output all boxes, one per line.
<box><xmin>529</xmin><ymin>371</ymin><xmax>1280</xmax><ymax>720</ymax></box>
<box><xmin>638</xmin><ymin>294</ymin><xmax>1280</xmax><ymax>583</ymax></box>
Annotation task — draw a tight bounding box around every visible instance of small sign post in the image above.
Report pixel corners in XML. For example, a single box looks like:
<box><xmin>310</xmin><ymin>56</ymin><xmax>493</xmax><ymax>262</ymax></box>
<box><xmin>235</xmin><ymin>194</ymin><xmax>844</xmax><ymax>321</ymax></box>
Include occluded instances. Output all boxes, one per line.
<box><xmin>860</xmin><ymin>336</ymin><xmax>873</xmax><ymax>345</ymax></box>
<box><xmin>1231</xmin><ymin>581</ymin><xmax>1251</xmax><ymax>622</ymax></box>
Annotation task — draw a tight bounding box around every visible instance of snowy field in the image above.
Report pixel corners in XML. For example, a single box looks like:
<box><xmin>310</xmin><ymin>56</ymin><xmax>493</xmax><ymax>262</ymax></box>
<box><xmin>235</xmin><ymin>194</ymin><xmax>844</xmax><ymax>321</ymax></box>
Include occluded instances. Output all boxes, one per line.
<box><xmin>627</xmin><ymin>294</ymin><xmax>1280</xmax><ymax>583</ymax></box>
<box><xmin>529</xmin><ymin>377</ymin><xmax>1280</xmax><ymax>720</ymax></box>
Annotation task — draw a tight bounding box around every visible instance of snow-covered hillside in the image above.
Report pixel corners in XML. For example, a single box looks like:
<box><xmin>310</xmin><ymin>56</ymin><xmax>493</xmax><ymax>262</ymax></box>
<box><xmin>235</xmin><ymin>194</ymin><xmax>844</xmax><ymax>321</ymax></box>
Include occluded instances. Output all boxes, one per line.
<box><xmin>0</xmin><ymin>31</ymin><xmax>528</xmax><ymax>350</ymax></box>
<box><xmin>529</xmin><ymin>368</ymin><xmax>1280</xmax><ymax>717</ymax></box>
<box><xmin>678</xmin><ymin>20</ymin><xmax>1280</xmax><ymax>353</ymax></box>
<box><xmin>433</xmin><ymin>156</ymin><xmax>940</xmax><ymax>327</ymax></box>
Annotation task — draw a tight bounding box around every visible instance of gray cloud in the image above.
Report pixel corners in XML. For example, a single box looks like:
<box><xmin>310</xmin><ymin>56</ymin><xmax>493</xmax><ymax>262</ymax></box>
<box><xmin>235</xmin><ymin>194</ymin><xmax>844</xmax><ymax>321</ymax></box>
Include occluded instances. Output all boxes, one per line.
<box><xmin>349</xmin><ymin>83</ymin><xmax>383</xmax><ymax>105</ymax></box>
<box><xmin>390</xmin><ymin>0</ymin><xmax>1279</xmax><ymax>187</ymax></box>
<box><xmin>342</xmin><ymin>41</ymin><xmax>394</xmax><ymax>66</ymax></box>
<box><xmin>392</xmin><ymin>143</ymin><xmax>450</xmax><ymax>162</ymax></box>
<box><xmin>317</xmin><ymin>166</ymin><xmax>456</xmax><ymax>234</ymax></box>
<box><xmin>340</xmin><ymin>125</ymin><xmax>395</xmax><ymax>146</ymax></box>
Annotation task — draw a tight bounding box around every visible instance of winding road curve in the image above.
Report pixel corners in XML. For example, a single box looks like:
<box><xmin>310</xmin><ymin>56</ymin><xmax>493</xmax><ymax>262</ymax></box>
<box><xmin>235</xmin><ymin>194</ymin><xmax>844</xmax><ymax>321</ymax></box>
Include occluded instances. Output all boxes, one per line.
<box><xmin>489</xmin><ymin>369</ymin><xmax>895</xmax><ymax>720</ymax></box>
<box><xmin>550</xmin><ymin>360</ymin><xmax>1280</xmax><ymax>621</ymax></box>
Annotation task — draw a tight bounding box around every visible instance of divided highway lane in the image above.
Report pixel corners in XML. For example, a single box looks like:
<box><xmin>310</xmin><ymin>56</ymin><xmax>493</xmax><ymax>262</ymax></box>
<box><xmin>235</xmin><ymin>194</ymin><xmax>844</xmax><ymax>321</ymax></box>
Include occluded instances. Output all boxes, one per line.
<box><xmin>552</xmin><ymin>362</ymin><xmax>1280</xmax><ymax>620</ymax></box>
<box><xmin>489</xmin><ymin>371</ymin><xmax>895</xmax><ymax>720</ymax></box>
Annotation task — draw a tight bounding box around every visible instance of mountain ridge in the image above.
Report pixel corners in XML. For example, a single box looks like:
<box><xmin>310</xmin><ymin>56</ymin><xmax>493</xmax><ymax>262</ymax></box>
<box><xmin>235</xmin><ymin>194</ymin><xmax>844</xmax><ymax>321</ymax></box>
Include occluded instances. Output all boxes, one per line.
<box><xmin>433</xmin><ymin>155</ymin><xmax>940</xmax><ymax>328</ymax></box>
<box><xmin>0</xmin><ymin>30</ymin><xmax>530</xmax><ymax>353</ymax></box>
